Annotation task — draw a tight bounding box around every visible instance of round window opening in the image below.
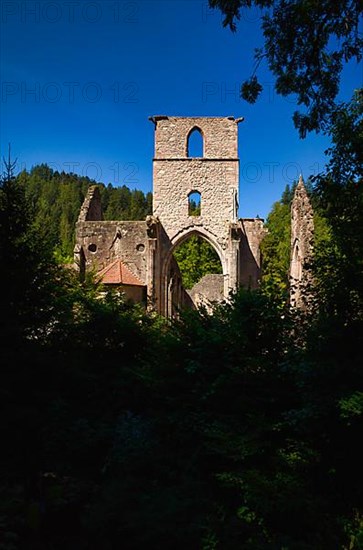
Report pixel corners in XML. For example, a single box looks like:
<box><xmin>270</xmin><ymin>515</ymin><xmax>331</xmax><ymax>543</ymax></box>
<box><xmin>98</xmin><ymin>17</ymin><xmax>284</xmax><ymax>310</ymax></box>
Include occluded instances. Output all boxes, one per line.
<box><xmin>136</xmin><ymin>243</ymin><xmax>145</xmax><ymax>253</ymax></box>
<box><xmin>88</xmin><ymin>243</ymin><xmax>97</xmax><ymax>253</ymax></box>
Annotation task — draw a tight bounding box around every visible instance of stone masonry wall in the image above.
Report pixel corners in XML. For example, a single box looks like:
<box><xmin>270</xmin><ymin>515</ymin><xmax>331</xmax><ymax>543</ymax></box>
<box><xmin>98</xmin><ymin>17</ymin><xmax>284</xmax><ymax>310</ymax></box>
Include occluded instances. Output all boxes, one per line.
<box><xmin>290</xmin><ymin>176</ymin><xmax>314</xmax><ymax>307</ymax></box>
<box><xmin>239</xmin><ymin>218</ymin><xmax>267</xmax><ymax>288</ymax></box>
<box><xmin>151</xmin><ymin>116</ymin><xmax>241</xmax><ymax>158</ymax></box>
<box><xmin>152</xmin><ymin>116</ymin><xmax>241</xmax><ymax>249</ymax></box>
<box><xmin>188</xmin><ymin>274</ymin><xmax>224</xmax><ymax>309</ymax></box>
<box><xmin>77</xmin><ymin>185</ymin><xmax>103</xmax><ymax>222</ymax></box>
<box><xmin>76</xmin><ymin>220</ymin><xmax>149</xmax><ymax>283</ymax></box>
<box><xmin>153</xmin><ymin>159</ymin><xmax>238</xmax><ymax>247</ymax></box>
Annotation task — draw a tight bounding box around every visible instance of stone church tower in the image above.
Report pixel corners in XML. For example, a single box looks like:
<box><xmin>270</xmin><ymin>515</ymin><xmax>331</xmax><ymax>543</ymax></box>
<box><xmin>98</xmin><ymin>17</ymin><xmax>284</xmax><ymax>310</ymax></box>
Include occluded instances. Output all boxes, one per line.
<box><xmin>151</xmin><ymin>115</ymin><xmax>243</xmax><ymax>298</ymax></box>
<box><xmin>75</xmin><ymin>115</ymin><xmax>266</xmax><ymax>317</ymax></box>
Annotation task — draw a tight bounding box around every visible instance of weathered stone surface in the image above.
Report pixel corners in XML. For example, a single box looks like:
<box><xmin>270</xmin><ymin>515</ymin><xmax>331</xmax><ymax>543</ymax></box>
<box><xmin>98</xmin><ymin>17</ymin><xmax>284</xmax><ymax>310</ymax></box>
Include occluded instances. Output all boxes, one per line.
<box><xmin>188</xmin><ymin>274</ymin><xmax>225</xmax><ymax>310</ymax></box>
<box><xmin>152</xmin><ymin>117</ymin><xmax>240</xmax><ymax>250</ymax></box>
<box><xmin>76</xmin><ymin>220</ymin><xmax>149</xmax><ymax>282</ymax></box>
<box><xmin>151</xmin><ymin>116</ymin><xmax>264</xmax><ymax>306</ymax></box>
<box><xmin>290</xmin><ymin>175</ymin><xmax>314</xmax><ymax>308</ymax></box>
<box><xmin>239</xmin><ymin>218</ymin><xmax>267</xmax><ymax>289</ymax></box>
<box><xmin>150</xmin><ymin>115</ymin><xmax>240</xmax><ymax>159</ymax></box>
<box><xmin>77</xmin><ymin>185</ymin><xmax>103</xmax><ymax>222</ymax></box>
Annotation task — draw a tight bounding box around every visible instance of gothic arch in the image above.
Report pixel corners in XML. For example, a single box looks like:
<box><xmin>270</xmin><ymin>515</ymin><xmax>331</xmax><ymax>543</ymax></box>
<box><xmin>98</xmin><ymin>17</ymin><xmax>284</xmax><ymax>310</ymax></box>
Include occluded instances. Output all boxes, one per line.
<box><xmin>291</xmin><ymin>238</ymin><xmax>302</xmax><ymax>281</ymax></box>
<box><xmin>151</xmin><ymin>116</ymin><xmax>248</xmax><ymax>315</ymax></box>
<box><xmin>186</xmin><ymin>126</ymin><xmax>204</xmax><ymax>157</ymax></box>
<box><xmin>161</xmin><ymin>227</ymin><xmax>227</xmax><ymax>315</ymax></box>
<box><xmin>170</xmin><ymin>227</ymin><xmax>226</xmax><ymax>272</ymax></box>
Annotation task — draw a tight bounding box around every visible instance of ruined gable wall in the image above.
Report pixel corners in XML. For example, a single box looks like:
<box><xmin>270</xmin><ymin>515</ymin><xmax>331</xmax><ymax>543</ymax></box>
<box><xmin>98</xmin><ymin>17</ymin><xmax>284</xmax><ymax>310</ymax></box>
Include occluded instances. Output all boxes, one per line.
<box><xmin>76</xmin><ymin>220</ymin><xmax>149</xmax><ymax>283</ymax></box>
<box><xmin>239</xmin><ymin>218</ymin><xmax>267</xmax><ymax>288</ymax></box>
<box><xmin>77</xmin><ymin>185</ymin><xmax>103</xmax><ymax>222</ymax></box>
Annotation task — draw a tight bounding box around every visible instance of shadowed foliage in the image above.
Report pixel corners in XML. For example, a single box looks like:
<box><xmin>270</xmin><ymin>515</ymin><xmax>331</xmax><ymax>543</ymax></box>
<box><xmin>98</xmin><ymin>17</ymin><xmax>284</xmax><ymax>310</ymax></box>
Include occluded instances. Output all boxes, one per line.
<box><xmin>1</xmin><ymin>91</ymin><xmax>362</xmax><ymax>548</ymax></box>
<box><xmin>209</xmin><ymin>0</ymin><xmax>362</xmax><ymax>136</ymax></box>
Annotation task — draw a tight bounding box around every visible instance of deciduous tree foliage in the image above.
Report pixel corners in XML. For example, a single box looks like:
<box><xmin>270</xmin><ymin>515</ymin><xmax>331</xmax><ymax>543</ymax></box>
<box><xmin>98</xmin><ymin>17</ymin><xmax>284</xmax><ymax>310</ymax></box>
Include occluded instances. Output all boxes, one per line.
<box><xmin>209</xmin><ymin>0</ymin><xmax>363</xmax><ymax>136</ymax></box>
<box><xmin>260</xmin><ymin>184</ymin><xmax>292</xmax><ymax>298</ymax></box>
<box><xmin>312</xmin><ymin>89</ymin><xmax>363</xmax><ymax>318</ymax></box>
<box><xmin>173</xmin><ymin>234</ymin><xmax>223</xmax><ymax>289</ymax></box>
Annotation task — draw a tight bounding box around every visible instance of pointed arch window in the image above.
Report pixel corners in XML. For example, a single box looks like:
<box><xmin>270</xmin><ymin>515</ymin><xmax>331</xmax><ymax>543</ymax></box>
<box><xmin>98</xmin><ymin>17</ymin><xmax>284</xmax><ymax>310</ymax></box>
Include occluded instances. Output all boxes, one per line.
<box><xmin>187</xmin><ymin>127</ymin><xmax>204</xmax><ymax>157</ymax></box>
<box><xmin>291</xmin><ymin>240</ymin><xmax>302</xmax><ymax>281</ymax></box>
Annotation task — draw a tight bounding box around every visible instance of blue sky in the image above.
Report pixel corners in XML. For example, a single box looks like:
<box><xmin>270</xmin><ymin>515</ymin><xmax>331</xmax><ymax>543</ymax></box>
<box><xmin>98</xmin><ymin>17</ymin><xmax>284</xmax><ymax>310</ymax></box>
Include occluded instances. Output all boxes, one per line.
<box><xmin>1</xmin><ymin>0</ymin><xmax>362</xmax><ymax>219</ymax></box>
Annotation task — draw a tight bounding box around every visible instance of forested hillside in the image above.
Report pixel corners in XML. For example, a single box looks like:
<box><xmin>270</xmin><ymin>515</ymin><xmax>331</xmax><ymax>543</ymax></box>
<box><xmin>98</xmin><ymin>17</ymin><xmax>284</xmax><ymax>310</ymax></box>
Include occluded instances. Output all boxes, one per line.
<box><xmin>16</xmin><ymin>164</ymin><xmax>152</xmax><ymax>260</ymax></box>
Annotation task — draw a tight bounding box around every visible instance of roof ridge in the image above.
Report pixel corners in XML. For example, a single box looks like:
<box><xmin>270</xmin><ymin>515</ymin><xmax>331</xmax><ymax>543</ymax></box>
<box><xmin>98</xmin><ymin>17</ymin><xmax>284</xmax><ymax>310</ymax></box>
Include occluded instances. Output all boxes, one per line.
<box><xmin>120</xmin><ymin>260</ymin><xmax>144</xmax><ymax>285</ymax></box>
<box><xmin>97</xmin><ymin>258</ymin><xmax>119</xmax><ymax>277</ymax></box>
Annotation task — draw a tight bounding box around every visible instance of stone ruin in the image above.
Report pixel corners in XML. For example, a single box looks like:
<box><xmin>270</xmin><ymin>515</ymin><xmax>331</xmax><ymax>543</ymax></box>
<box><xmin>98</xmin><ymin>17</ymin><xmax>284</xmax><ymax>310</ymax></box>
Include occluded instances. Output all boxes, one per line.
<box><xmin>289</xmin><ymin>175</ymin><xmax>314</xmax><ymax>308</ymax></box>
<box><xmin>74</xmin><ymin>116</ymin><xmax>313</xmax><ymax>316</ymax></box>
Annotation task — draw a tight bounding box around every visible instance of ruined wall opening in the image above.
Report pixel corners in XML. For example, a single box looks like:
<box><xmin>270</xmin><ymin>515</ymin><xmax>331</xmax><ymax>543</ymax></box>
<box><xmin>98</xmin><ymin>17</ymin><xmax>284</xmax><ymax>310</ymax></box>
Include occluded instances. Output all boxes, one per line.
<box><xmin>78</xmin><ymin>246</ymin><xmax>86</xmax><ymax>281</ymax></box>
<box><xmin>187</xmin><ymin>127</ymin><xmax>204</xmax><ymax>157</ymax></box>
<box><xmin>172</xmin><ymin>233</ymin><xmax>223</xmax><ymax>308</ymax></box>
<box><xmin>291</xmin><ymin>240</ymin><xmax>302</xmax><ymax>281</ymax></box>
<box><xmin>188</xmin><ymin>190</ymin><xmax>201</xmax><ymax>216</ymax></box>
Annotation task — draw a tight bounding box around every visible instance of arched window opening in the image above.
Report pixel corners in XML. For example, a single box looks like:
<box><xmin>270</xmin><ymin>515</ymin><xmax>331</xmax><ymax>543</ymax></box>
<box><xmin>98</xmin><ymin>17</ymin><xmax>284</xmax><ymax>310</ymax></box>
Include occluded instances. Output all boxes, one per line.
<box><xmin>294</xmin><ymin>243</ymin><xmax>299</xmax><ymax>261</ymax></box>
<box><xmin>188</xmin><ymin>191</ymin><xmax>201</xmax><ymax>216</ymax></box>
<box><xmin>291</xmin><ymin>242</ymin><xmax>302</xmax><ymax>281</ymax></box>
<box><xmin>187</xmin><ymin>127</ymin><xmax>204</xmax><ymax>157</ymax></box>
<box><xmin>78</xmin><ymin>246</ymin><xmax>86</xmax><ymax>281</ymax></box>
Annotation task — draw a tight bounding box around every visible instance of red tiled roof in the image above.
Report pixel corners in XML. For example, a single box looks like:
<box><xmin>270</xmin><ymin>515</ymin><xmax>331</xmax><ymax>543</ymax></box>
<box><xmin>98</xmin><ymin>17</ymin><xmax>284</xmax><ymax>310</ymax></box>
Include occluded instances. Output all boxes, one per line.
<box><xmin>97</xmin><ymin>259</ymin><xmax>145</xmax><ymax>286</ymax></box>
